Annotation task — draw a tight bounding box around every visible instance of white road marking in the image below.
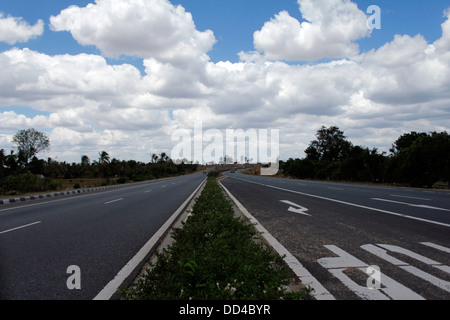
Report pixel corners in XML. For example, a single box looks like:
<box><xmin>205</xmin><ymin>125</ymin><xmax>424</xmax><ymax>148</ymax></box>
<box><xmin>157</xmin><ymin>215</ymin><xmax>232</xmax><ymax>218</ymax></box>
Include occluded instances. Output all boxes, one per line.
<box><xmin>371</xmin><ymin>198</ymin><xmax>450</xmax><ymax>212</ymax></box>
<box><xmin>144</xmin><ymin>190</ymin><xmax>152</xmax><ymax>193</ymax></box>
<box><xmin>0</xmin><ymin>221</ymin><xmax>42</xmax><ymax>235</ymax></box>
<box><xmin>391</xmin><ymin>195</ymin><xmax>430</xmax><ymax>201</ymax></box>
<box><xmin>421</xmin><ymin>242</ymin><xmax>450</xmax><ymax>254</ymax></box>
<box><xmin>0</xmin><ymin>180</ymin><xmax>166</xmax><ymax>213</ymax></box>
<box><xmin>376</xmin><ymin>244</ymin><xmax>442</xmax><ymax>266</ymax></box>
<box><xmin>421</xmin><ymin>243</ymin><xmax>450</xmax><ymax>274</ymax></box>
<box><xmin>238</xmin><ymin>180</ymin><xmax>450</xmax><ymax>227</ymax></box>
<box><xmin>104</xmin><ymin>198</ymin><xmax>124</xmax><ymax>205</ymax></box>
<box><xmin>361</xmin><ymin>244</ymin><xmax>406</xmax><ymax>266</ymax></box>
<box><xmin>319</xmin><ymin>245</ymin><xmax>368</xmax><ymax>269</ymax></box>
<box><xmin>94</xmin><ymin>178</ymin><xmax>207</xmax><ymax>300</ymax></box>
<box><xmin>319</xmin><ymin>245</ymin><xmax>424</xmax><ymax>300</ymax></box>
<box><xmin>362</xmin><ymin>243</ymin><xmax>450</xmax><ymax>293</ymax></box>
<box><xmin>220</xmin><ymin>182</ymin><xmax>335</xmax><ymax>300</ymax></box>
<box><xmin>328</xmin><ymin>187</ymin><xmax>344</xmax><ymax>191</ymax></box>
<box><xmin>280</xmin><ymin>200</ymin><xmax>310</xmax><ymax>216</ymax></box>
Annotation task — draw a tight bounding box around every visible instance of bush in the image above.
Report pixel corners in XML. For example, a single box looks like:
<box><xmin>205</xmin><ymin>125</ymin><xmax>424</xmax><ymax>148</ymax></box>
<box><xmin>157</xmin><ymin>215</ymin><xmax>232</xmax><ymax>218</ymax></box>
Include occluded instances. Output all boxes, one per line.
<box><xmin>1</xmin><ymin>171</ymin><xmax>39</xmax><ymax>194</ymax></box>
<box><xmin>117</xmin><ymin>177</ymin><xmax>127</xmax><ymax>184</ymax></box>
<box><xmin>42</xmin><ymin>178</ymin><xmax>61</xmax><ymax>191</ymax></box>
<box><xmin>0</xmin><ymin>172</ymin><xmax>61</xmax><ymax>195</ymax></box>
<box><xmin>207</xmin><ymin>170</ymin><xmax>219</xmax><ymax>178</ymax></box>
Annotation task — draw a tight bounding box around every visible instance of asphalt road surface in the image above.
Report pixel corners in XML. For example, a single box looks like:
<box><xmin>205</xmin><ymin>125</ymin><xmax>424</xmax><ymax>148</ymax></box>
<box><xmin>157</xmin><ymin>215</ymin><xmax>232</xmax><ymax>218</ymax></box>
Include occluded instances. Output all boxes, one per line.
<box><xmin>0</xmin><ymin>173</ymin><xmax>205</xmax><ymax>300</ymax></box>
<box><xmin>221</xmin><ymin>172</ymin><xmax>450</xmax><ymax>300</ymax></box>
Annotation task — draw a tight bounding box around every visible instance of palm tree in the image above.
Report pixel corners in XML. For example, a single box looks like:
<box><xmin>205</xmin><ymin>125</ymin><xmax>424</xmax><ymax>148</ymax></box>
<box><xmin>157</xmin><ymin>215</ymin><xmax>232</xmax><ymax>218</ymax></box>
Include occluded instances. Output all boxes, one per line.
<box><xmin>151</xmin><ymin>153</ymin><xmax>159</xmax><ymax>163</ymax></box>
<box><xmin>159</xmin><ymin>152</ymin><xmax>169</xmax><ymax>163</ymax></box>
<box><xmin>81</xmin><ymin>155</ymin><xmax>90</xmax><ymax>179</ymax></box>
<box><xmin>99</xmin><ymin>151</ymin><xmax>110</xmax><ymax>178</ymax></box>
<box><xmin>99</xmin><ymin>151</ymin><xmax>110</xmax><ymax>164</ymax></box>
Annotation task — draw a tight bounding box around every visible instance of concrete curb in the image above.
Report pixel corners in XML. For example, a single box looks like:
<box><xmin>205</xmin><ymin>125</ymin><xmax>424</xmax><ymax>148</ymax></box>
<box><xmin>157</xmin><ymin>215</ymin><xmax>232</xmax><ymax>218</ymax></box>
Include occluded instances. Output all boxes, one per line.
<box><xmin>125</xmin><ymin>178</ymin><xmax>207</xmax><ymax>296</ymax></box>
<box><xmin>96</xmin><ymin>177</ymin><xmax>207</xmax><ymax>300</ymax></box>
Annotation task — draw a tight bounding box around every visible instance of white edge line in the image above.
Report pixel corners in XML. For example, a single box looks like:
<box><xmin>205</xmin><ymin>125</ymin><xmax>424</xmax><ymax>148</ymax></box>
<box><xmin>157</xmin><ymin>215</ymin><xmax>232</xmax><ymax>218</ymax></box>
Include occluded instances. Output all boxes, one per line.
<box><xmin>235</xmin><ymin>177</ymin><xmax>450</xmax><ymax>228</ymax></box>
<box><xmin>93</xmin><ymin>178</ymin><xmax>206</xmax><ymax>300</ymax></box>
<box><xmin>0</xmin><ymin>221</ymin><xmax>42</xmax><ymax>235</ymax></box>
<box><xmin>219</xmin><ymin>181</ymin><xmax>335</xmax><ymax>300</ymax></box>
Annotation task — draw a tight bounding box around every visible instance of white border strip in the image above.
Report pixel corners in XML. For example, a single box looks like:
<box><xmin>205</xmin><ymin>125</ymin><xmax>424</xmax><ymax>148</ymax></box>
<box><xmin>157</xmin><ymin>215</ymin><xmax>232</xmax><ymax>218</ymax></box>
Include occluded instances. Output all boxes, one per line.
<box><xmin>219</xmin><ymin>181</ymin><xmax>335</xmax><ymax>300</ymax></box>
<box><xmin>93</xmin><ymin>178</ymin><xmax>206</xmax><ymax>300</ymax></box>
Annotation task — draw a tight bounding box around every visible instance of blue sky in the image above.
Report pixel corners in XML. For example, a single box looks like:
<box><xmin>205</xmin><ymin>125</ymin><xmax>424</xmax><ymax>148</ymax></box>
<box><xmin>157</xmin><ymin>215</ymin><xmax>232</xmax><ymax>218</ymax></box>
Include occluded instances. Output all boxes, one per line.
<box><xmin>1</xmin><ymin>0</ymin><xmax>449</xmax><ymax>63</ymax></box>
<box><xmin>1</xmin><ymin>0</ymin><xmax>450</xmax><ymax>162</ymax></box>
<box><xmin>176</xmin><ymin>0</ymin><xmax>450</xmax><ymax>60</ymax></box>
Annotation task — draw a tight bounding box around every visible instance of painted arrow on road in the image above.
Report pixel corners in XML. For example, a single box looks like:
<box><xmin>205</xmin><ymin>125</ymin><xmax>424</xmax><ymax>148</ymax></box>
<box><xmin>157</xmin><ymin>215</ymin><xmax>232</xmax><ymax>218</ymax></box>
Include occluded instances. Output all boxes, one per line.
<box><xmin>280</xmin><ymin>200</ymin><xmax>311</xmax><ymax>216</ymax></box>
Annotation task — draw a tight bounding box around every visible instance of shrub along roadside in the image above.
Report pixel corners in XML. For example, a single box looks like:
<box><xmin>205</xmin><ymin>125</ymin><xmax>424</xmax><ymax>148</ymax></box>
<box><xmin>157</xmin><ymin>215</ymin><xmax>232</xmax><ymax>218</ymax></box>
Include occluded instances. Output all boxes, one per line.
<box><xmin>123</xmin><ymin>177</ymin><xmax>310</xmax><ymax>300</ymax></box>
<box><xmin>0</xmin><ymin>171</ymin><xmax>61</xmax><ymax>195</ymax></box>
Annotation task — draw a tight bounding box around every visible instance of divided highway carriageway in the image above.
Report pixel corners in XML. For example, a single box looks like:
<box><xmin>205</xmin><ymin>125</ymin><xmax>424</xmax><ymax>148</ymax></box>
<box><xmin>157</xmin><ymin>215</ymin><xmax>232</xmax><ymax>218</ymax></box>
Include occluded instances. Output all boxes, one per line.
<box><xmin>0</xmin><ymin>173</ymin><xmax>205</xmax><ymax>300</ymax></box>
<box><xmin>220</xmin><ymin>172</ymin><xmax>450</xmax><ymax>300</ymax></box>
<box><xmin>1</xmin><ymin>169</ymin><xmax>449</xmax><ymax>301</ymax></box>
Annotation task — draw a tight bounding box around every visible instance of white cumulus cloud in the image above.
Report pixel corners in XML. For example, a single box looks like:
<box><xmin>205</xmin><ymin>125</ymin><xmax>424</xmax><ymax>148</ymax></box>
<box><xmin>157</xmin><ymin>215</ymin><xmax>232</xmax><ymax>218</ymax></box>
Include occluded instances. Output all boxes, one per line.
<box><xmin>1</xmin><ymin>1</ymin><xmax>450</xmax><ymax>162</ymax></box>
<box><xmin>49</xmin><ymin>0</ymin><xmax>216</xmax><ymax>65</ymax></box>
<box><xmin>253</xmin><ymin>0</ymin><xmax>370</xmax><ymax>61</ymax></box>
<box><xmin>0</xmin><ymin>12</ymin><xmax>44</xmax><ymax>44</ymax></box>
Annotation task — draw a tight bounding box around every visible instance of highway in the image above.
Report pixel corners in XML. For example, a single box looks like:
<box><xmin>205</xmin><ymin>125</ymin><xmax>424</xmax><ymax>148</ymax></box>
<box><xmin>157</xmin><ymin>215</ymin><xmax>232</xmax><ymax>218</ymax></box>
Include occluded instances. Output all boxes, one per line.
<box><xmin>1</xmin><ymin>168</ymin><xmax>449</xmax><ymax>300</ymax></box>
<box><xmin>0</xmin><ymin>173</ymin><xmax>205</xmax><ymax>300</ymax></box>
<box><xmin>221</xmin><ymin>172</ymin><xmax>450</xmax><ymax>300</ymax></box>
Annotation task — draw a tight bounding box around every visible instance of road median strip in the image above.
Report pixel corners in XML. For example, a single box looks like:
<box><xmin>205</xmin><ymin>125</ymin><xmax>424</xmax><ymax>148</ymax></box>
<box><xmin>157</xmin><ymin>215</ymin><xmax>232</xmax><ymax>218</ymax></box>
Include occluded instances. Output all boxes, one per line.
<box><xmin>123</xmin><ymin>176</ymin><xmax>312</xmax><ymax>300</ymax></box>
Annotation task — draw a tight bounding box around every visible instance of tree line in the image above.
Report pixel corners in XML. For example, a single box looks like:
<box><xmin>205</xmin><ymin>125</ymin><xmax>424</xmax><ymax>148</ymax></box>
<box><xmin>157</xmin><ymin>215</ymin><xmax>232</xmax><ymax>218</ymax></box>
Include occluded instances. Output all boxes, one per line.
<box><xmin>0</xmin><ymin>129</ymin><xmax>198</xmax><ymax>195</ymax></box>
<box><xmin>280</xmin><ymin>126</ymin><xmax>450</xmax><ymax>188</ymax></box>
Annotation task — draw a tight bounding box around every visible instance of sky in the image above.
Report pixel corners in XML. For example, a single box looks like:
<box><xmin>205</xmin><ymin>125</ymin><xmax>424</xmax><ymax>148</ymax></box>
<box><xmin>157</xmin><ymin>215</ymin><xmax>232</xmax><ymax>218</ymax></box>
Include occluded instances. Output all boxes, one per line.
<box><xmin>0</xmin><ymin>0</ymin><xmax>449</xmax><ymax>163</ymax></box>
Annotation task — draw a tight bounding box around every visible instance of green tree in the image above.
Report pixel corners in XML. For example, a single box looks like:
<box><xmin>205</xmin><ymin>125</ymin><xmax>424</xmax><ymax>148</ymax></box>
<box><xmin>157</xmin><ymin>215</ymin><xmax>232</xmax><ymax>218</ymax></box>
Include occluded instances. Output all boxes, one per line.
<box><xmin>305</xmin><ymin>126</ymin><xmax>352</xmax><ymax>162</ymax></box>
<box><xmin>0</xmin><ymin>149</ymin><xmax>6</xmax><ymax>179</ymax></box>
<box><xmin>81</xmin><ymin>155</ymin><xmax>90</xmax><ymax>178</ymax></box>
<box><xmin>12</xmin><ymin>128</ymin><xmax>50</xmax><ymax>166</ymax></box>
<box><xmin>393</xmin><ymin>131</ymin><xmax>450</xmax><ymax>187</ymax></box>
<box><xmin>150</xmin><ymin>153</ymin><xmax>159</xmax><ymax>163</ymax></box>
<box><xmin>390</xmin><ymin>131</ymin><xmax>428</xmax><ymax>155</ymax></box>
<box><xmin>98</xmin><ymin>151</ymin><xmax>110</xmax><ymax>178</ymax></box>
<box><xmin>99</xmin><ymin>151</ymin><xmax>110</xmax><ymax>165</ymax></box>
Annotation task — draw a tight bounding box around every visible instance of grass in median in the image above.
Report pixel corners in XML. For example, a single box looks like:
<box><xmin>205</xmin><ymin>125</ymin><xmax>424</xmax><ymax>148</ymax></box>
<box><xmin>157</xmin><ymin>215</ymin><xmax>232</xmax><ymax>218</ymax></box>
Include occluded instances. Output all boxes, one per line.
<box><xmin>123</xmin><ymin>177</ymin><xmax>311</xmax><ymax>300</ymax></box>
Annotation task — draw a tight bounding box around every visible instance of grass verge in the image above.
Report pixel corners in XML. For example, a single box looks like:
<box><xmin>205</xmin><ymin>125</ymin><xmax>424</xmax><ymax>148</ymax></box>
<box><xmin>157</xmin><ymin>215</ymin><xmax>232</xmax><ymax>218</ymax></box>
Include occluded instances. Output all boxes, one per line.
<box><xmin>123</xmin><ymin>177</ymin><xmax>310</xmax><ymax>300</ymax></box>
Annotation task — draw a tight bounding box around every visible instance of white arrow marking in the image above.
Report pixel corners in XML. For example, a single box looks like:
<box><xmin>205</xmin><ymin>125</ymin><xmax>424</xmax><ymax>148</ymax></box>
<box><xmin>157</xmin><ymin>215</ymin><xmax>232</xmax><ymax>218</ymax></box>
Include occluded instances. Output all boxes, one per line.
<box><xmin>280</xmin><ymin>200</ymin><xmax>311</xmax><ymax>216</ymax></box>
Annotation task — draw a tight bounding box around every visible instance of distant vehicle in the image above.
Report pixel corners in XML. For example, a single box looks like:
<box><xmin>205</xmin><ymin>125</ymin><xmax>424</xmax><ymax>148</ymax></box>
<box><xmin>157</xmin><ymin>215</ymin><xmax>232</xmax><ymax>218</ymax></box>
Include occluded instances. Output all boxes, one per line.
<box><xmin>203</xmin><ymin>171</ymin><xmax>207</xmax><ymax>174</ymax></box>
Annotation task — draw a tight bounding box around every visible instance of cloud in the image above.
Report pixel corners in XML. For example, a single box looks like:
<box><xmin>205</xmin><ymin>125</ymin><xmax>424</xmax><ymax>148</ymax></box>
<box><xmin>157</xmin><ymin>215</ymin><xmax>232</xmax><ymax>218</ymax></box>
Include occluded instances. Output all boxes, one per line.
<box><xmin>361</xmin><ymin>34</ymin><xmax>450</xmax><ymax>105</ymax></box>
<box><xmin>1</xmin><ymin>1</ymin><xmax>450</xmax><ymax>163</ymax></box>
<box><xmin>0</xmin><ymin>12</ymin><xmax>44</xmax><ymax>44</ymax></box>
<box><xmin>49</xmin><ymin>0</ymin><xmax>216</xmax><ymax>65</ymax></box>
<box><xmin>0</xmin><ymin>48</ymin><xmax>142</xmax><ymax>108</ymax></box>
<box><xmin>253</xmin><ymin>0</ymin><xmax>370</xmax><ymax>61</ymax></box>
<box><xmin>434</xmin><ymin>8</ymin><xmax>450</xmax><ymax>53</ymax></box>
